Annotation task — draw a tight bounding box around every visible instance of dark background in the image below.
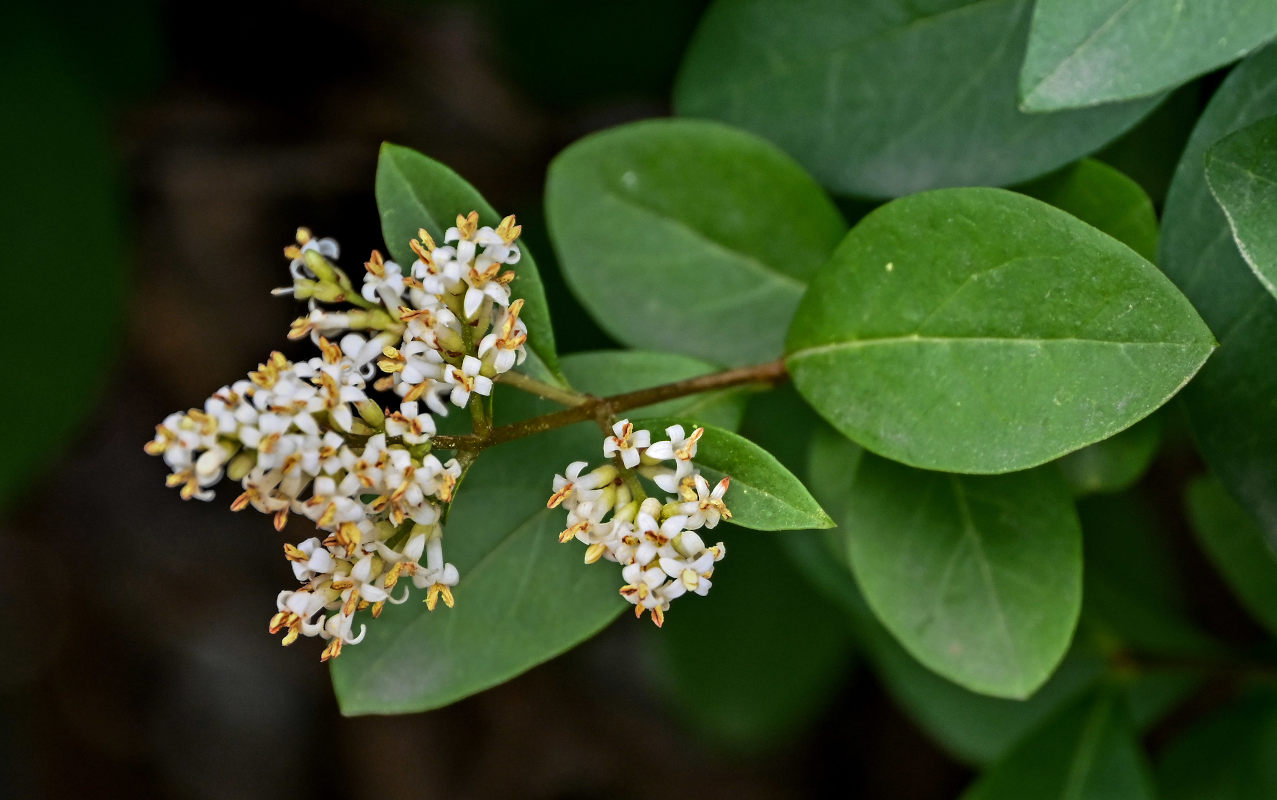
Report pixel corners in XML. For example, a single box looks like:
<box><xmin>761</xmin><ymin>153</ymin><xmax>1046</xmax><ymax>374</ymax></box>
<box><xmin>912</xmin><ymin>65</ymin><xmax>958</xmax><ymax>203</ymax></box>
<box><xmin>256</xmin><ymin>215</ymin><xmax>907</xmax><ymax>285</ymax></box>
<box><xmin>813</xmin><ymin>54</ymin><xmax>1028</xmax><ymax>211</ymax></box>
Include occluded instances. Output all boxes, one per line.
<box><xmin>0</xmin><ymin>1</ymin><xmax>1252</xmax><ymax>798</ymax></box>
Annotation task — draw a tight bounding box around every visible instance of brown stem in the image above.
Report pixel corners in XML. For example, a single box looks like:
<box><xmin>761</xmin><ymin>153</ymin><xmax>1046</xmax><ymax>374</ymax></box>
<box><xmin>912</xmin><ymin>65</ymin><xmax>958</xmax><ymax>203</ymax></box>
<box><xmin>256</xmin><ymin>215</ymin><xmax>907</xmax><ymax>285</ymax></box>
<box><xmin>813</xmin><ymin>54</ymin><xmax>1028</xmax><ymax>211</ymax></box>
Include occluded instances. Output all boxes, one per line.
<box><xmin>430</xmin><ymin>357</ymin><xmax>789</xmax><ymax>451</ymax></box>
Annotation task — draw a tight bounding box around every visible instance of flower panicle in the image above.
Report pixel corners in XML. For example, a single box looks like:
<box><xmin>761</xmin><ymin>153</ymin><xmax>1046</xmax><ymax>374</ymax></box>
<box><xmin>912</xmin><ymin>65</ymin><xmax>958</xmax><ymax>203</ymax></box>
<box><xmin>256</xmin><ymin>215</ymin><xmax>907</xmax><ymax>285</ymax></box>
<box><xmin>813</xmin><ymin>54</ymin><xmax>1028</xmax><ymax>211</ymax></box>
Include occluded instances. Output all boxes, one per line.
<box><xmin>145</xmin><ymin>212</ymin><xmax>528</xmax><ymax>658</ymax></box>
<box><xmin>548</xmin><ymin>420</ymin><xmax>729</xmax><ymax>626</ymax></box>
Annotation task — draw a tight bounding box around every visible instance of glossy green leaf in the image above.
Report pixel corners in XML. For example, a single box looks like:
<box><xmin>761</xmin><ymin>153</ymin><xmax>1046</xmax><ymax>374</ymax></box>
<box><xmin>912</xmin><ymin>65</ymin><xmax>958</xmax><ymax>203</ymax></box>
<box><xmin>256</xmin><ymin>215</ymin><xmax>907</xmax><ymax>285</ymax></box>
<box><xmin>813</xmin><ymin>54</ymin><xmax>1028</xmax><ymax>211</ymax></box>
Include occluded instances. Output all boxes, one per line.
<box><xmin>797</xmin><ymin>431</ymin><xmax>1190</xmax><ymax>763</ymax></box>
<box><xmin>1187</xmin><ymin>477</ymin><xmax>1277</xmax><ymax>638</ymax></box>
<box><xmin>782</xmin><ymin>518</ymin><xmax>1186</xmax><ymax>768</ymax></box>
<box><xmin>781</xmin><ymin>514</ymin><xmax>1109</xmax><ymax>767</ymax></box>
<box><xmin>544</xmin><ymin>118</ymin><xmax>846</xmax><ymax>366</ymax></box>
<box><xmin>1019</xmin><ymin>159</ymin><xmax>1159</xmax><ymax>261</ymax></box>
<box><xmin>1157</xmin><ymin>688</ymin><xmax>1277</xmax><ymax>800</ymax></box>
<box><xmin>674</xmin><ymin>0</ymin><xmax>1160</xmax><ymax>198</ymax></box>
<box><xmin>963</xmin><ymin>689</ymin><xmax>1156</xmax><ymax>800</ymax></box>
<box><xmin>1159</xmin><ymin>44</ymin><xmax>1277</xmax><ymax>544</ymax></box>
<box><xmin>648</xmin><ymin>533</ymin><xmax>853</xmax><ymax>751</ymax></box>
<box><xmin>332</xmin><ymin>352</ymin><xmax>734</xmax><ymax>713</ymax></box>
<box><xmin>1020</xmin><ymin>0</ymin><xmax>1277</xmax><ymax>111</ymax></box>
<box><xmin>0</xmin><ymin>34</ymin><xmax>125</xmax><ymax>509</ymax></box>
<box><xmin>841</xmin><ymin>453</ymin><xmax>1082</xmax><ymax>699</ymax></box>
<box><xmin>1206</xmin><ymin>115</ymin><xmax>1277</xmax><ymax>300</ymax></box>
<box><xmin>375</xmin><ymin>142</ymin><xmax>561</xmax><ymax>381</ymax></box>
<box><xmin>634</xmin><ymin>418</ymin><xmax>834</xmax><ymax>531</ymax></box>
<box><xmin>1057</xmin><ymin>416</ymin><xmax>1161</xmax><ymax>496</ymax></box>
<box><xmin>561</xmin><ymin>350</ymin><xmax>746</xmax><ymax>431</ymax></box>
<box><xmin>786</xmin><ymin>187</ymin><xmax>1214</xmax><ymax>474</ymax></box>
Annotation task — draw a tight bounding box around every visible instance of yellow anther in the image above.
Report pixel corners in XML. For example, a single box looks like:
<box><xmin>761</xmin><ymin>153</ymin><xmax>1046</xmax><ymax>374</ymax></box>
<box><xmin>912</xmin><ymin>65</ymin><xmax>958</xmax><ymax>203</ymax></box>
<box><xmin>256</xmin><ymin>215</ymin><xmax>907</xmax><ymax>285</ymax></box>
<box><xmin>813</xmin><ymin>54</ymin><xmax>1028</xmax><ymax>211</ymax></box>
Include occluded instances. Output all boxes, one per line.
<box><xmin>547</xmin><ymin>482</ymin><xmax>574</xmax><ymax>509</ymax></box>
<box><xmin>456</xmin><ymin>211</ymin><xmax>479</xmax><ymax>239</ymax></box>
<box><xmin>559</xmin><ymin>520</ymin><xmax>588</xmax><ymax>543</ymax></box>
<box><xmin>675</xmin><ymin>428</ymin><xmax>705</xmax><ymax>461</ymax></box>
<box><xmin>288</xmin><ymin>316</ymin><xmax>314</xmax><ymax>341</ymax></box>
<box><xmin>336</xmin><ymin>521</ymin><xmax>362</xmax><ymax>550</ymax></box>
<box><xmin>425</xmin><ymin>583</ymin><xmax>455</xmax><ymax>611</ymax></box>
<box><xmin>495</xmin><ymin>214</ymin><xmax>521</xmax><ymax>244</ymax></box>
<box><xmin>318</xmin><ymin>336</ymin><xmax>343</xmax><ymax>364</ymax></box>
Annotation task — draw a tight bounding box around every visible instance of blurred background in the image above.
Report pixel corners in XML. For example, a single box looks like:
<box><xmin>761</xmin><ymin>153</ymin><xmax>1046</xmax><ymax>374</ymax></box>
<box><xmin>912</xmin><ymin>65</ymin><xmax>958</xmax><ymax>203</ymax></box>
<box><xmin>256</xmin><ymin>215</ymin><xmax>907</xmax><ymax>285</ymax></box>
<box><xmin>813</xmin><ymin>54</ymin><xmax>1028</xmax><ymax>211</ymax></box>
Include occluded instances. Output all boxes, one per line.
<box><xmin>0</xmin><ymin>1</ymin><xmax>1255</xmax><ymax>798</ymax></box>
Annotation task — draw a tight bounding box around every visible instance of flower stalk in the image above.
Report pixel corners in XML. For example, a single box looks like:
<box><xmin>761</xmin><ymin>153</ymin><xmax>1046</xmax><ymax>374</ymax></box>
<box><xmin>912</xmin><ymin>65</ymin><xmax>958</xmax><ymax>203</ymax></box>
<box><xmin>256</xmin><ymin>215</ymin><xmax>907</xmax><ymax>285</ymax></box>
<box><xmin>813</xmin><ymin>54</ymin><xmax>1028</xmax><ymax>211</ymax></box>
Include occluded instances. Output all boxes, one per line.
<box><xmin>431</xmin><ymin>357</ymin><xmax>789</xmax><ymax>452</ymax></box>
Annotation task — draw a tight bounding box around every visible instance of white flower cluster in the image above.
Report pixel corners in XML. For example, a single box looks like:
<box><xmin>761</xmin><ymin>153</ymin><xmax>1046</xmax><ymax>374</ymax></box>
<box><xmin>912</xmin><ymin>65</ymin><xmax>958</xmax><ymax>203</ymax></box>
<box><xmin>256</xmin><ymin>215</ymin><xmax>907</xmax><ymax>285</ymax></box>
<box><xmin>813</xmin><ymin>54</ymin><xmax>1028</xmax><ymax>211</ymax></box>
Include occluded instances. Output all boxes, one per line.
<box><xmin>548</xmin><ymin>421</ymin><xmax>730</xmax><ymax>626</ymax></box>
<box><xmin>145</xmin><ymin>215</ymin><xmax>528</xmax><ymax>659</ymax></box>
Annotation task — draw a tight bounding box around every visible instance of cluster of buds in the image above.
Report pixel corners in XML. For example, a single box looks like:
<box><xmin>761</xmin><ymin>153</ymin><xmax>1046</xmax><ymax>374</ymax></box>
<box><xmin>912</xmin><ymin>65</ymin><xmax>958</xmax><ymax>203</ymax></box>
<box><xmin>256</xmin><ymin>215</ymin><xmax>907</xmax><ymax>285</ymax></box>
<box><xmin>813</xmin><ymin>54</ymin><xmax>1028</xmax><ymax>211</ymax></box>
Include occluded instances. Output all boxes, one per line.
<box><xmin>549</xmin><ymin>421</ymin><xmax>730</xmax><ymax>626</ymax></box>
<box><xmin>145</xmin><ymin>213</ymin><xmax>529</xmax><ymax>659</ymax></box>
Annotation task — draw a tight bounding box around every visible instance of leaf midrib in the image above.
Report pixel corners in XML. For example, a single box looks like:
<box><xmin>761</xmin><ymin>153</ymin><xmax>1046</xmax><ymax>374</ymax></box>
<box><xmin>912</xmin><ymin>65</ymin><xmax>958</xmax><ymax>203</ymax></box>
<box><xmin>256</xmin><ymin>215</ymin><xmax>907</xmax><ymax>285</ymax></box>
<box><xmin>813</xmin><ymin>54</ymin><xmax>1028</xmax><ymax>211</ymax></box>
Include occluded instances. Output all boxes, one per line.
<box><xmin>1021</xmin><ymin>0</ymin><xmax>1142</xmax><ymax>106</ymax></box>
<box><xmin>789</xmin><ymin>335</ymin><xmax>1206</xmax><ymax>359</ymax></box>
<box><xmin>949</xmin><ymin>477</ymin><xmax>1025</xmax><ymax>687</ymax></box>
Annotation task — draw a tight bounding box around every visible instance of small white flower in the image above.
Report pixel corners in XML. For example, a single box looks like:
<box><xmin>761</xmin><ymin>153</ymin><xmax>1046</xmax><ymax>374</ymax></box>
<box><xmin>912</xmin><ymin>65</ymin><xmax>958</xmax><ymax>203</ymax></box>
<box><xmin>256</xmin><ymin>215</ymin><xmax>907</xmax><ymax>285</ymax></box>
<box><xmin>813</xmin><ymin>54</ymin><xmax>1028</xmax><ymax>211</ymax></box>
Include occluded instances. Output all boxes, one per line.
<box><xmin>645</xmin><ymin>424</ymin><xmax>704</xmax><ymax>493</ymax></box>
<box><xmin>602</xmin><ymin>419</ymin><xmax>651</xmax><ymax>469</ymax></box>
<box><xmin>477</xmin><ymin>299</ymin><xmax>528</xmax><ymax>374</ymax></box>
<box><xmin>681</xmin><ymin>475</ymin><xmax>732</xmax><ymax>530</ymax></box>
<box><xmin>384</xmin><ymin>401</ymin><xmax>436</xmax><ymax>445</ymax></box>
<box><xmin>269</xmin><ymin>589</ymin><xmax>328</xmax><ymax>646</ymax></box>
<box><xmin>444</xmin><ymin>355</ymin><xmax>494</xmax><ymax>408</ymax></box>
<box><xmin>644</xmin><ymin>424</ymin><xmax>702</xmax><ymax>462</ymax></box>
<box><xmin>632</xmin><ymin>507</ymin><xmax>688</xmax><ymax>566</ymax></box>
<box><xmin>285</xmin><ymin>228</ymin><xmax>339</xmax><ymax>282</ymax></box>
<box><xmin>288</xmin><ymin>537</ymin><xmax>337</xmax><ymax>582</ymax></box>
<box><xmin>360</xmin><ymin>251</ymin><xmax>406</xmax><ymax>308</ymax></box>
<box><xmin>548</xmin><ymin>461</ymin><xmax>616</xmax><ymax>510</ymax></box>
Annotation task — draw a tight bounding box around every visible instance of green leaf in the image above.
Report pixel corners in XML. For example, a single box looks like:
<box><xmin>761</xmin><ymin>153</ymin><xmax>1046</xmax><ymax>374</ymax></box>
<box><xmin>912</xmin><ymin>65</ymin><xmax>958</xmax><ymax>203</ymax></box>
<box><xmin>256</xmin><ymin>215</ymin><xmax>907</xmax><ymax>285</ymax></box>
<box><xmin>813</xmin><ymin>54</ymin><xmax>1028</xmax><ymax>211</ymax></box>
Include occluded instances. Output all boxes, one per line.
<box><xmin>1159</xmin><ymin>44</ymin><xmax>1277</xmax><ymax>544</ymax></box>
<box><xmin>556</xmin><ymin>350</ymin><xmax>745</xmax><ymax>431</ymax></box>
<box><xmin>375</xmin><ymin>142</ymin><xmax>561</xmax><ymax>381</ymax></box>
<box><xmin>647</xmin><ymin>533</ymin><xmax>853</xmax><ymax>751</ymax></box>
<box><xmin>1020</xmin><ymin>0</ymin><xmax>1277</xmax><ymax>111</ymax></box>
<box><xmin>332</xmin><ymin>416</ymin><xmax>617</xmax><ymax>715</ymax></box>
<box><xmin>332</xmin><ymin>352</ymin><xmax>737</xmax><ymax>714</ymax></box>
<box><xmin>1187</xmin><ymin>477</ymin><xmax>1277</xmax><ymax>638</ymax></box>
<box><xmin>1157</xmin><ymin>688</ymin><xmax>1277</xmax><ymax>800</ymax></box>
<box><xmin>787</xmin><ymin>440</ymin><xmax>1088</xmax><ymax>765</ymax></box>
<box><xmin>781</xmin><ymin>515</ymin><xmax>1107</xmax><ymax>767</ymax></box>
<box><xmin>633</xmin><ymin>418</ymin><xmax>834</xmax><ymax>531</ymax></box>
<box><xmin>1018</xmin><ymin>158</ymin><xmax>1159</xmax><ymax>261</ymax></box>
<box><xmin>963</xmin><ymin>689</ymin><xmax>1156</xmax><ymax>800</ymax></box>
<box><xmin>674</xmin><ymin>0</ymin><xmax>1160</xmax><ymax>198</ymax></box>
<box><xmin>1057</xmin><ymin>416</ymin><xmax>1161</xmax><ymax>496</ymax></box>
<box><xmin>840</xmin><ymin>453</ymin><xmax>1082</xmax><ymax>699</ymax></box>
<box><xmin>786</xmin><ymin>187</ymin><xmax>1214</xmax><ymax>474</ymax></box>
<box><xmin>544</xmin><ymin>118</ymin><xmax>846</xmax><ymax>366</ymax></box>
<box><xmin>1206</xmin><ymin>115</ymin><xmax>1277</xmax><ymax>301</ymax></box>
<box><xmin>796</xmin><ymin>431</ymin><xmax>1188</xmax><ymax>764</ymax></box>
<box><xmin>0</xmin><ymin>32</ymin><xmax>125</xmax><ymax>509</ymax></box>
